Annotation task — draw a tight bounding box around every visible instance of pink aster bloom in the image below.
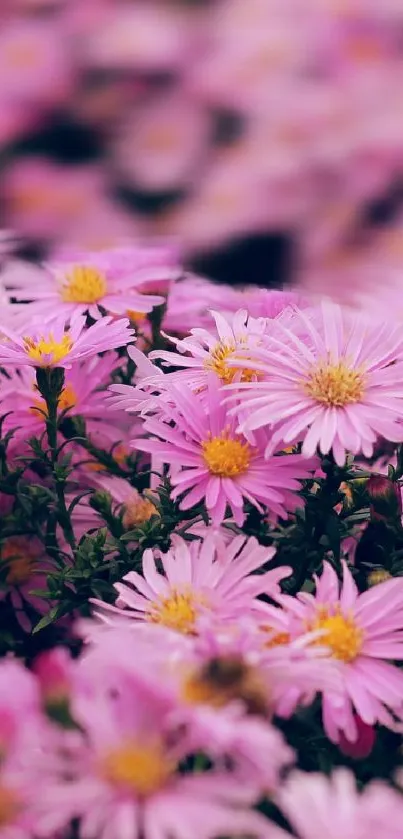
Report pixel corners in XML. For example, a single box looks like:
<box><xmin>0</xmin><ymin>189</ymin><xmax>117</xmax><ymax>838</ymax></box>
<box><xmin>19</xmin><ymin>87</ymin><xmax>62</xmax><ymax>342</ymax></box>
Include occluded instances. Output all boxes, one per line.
<box><xmin>278</xmin><ymin>768</ymin><xmax>403</xmax><ymax>839</ymax></box>
<box><xmin>152</xmin><ymin>308</ymin><xmax>268</xmax><ymax>392</ymax></box>
<box><xmin>66</xmin><ymin>651</ymin><xmax>275</xmax><ymax>839</ymax></box>
<box><xmin>6</xmin><ymin>247</ymin><xmax>167</xmax><ymax>324</ymax></box>
<box><xmin>274</xmin><ymin>559</ymin><xmax>403</xmax><ymax>743</ymax></box>
<box><xmin>75</xmin><ymin>626</ymin><xmax>295</xmax><ymax>797</ymax></box>
<box><xmin>91</xmin><ymin>531</ymin><xmax>289</xmax><ymax>636</ymax></box>
<box><xmin>0</xmin><ymin>313</ymin><xmax>134</xmax><ymax>368</ymax></box>
<box><xmin>134</xmin><ymin>379</ymin><xmax>315</xmax><ymax>525</ymax></box>
<box><xmin>228</xmin><ymin>300</ymin><xmax>403</xmax><ymax>465</ymax></box>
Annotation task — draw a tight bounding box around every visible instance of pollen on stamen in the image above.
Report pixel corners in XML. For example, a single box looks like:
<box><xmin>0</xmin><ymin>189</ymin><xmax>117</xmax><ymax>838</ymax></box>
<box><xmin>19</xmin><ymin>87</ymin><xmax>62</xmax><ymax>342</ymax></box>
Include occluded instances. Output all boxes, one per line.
<box><xmin>61</xmin><ymin>265</ymin><xmax>107</xmax><ymax>305</ymax></box>
<box><xmin>147</xmin><ymin>588</ymin><xmax>203</xmax><ymax>635</ymax></box>
<box><xmin>23</xmin><ymin>334</ymin><xmax>73</xmax><ymax>366</ymax></box>
<box><xmin>202</xmin><ymin>433</ymin><xmax>252</xmax><ymax>478</ymax></box>
<box><xmin>205</xmin><ymin>341</ymin><xmax>257</xmax><ymax>384</ymax></box>
<box><xmin>304</xmin><ymin>361</ymin><xmax>365</xmax><ymax>407</ymax></box>
<box><xmin>309</xmin><ymin>606</ymin><xmax>364</xmax><ymax>663</ymax></box>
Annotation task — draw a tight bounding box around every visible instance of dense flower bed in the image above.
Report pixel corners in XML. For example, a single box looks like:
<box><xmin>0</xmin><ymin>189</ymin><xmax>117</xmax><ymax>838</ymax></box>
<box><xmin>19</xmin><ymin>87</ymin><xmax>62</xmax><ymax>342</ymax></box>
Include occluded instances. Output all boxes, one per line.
<box><xmin>1</xmin><ymin>245</ymin><xmax>403</xmax><ymax>837</ymax></box>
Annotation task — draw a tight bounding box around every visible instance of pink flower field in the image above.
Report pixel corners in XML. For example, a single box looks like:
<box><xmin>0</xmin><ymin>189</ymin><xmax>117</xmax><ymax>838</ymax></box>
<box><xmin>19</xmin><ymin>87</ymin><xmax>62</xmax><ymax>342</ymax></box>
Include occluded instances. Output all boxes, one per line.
<box><xmin>2</xmin><ymin>1</ymin><xmax>403</xmax><ymax>835</ymax></box>
<box><xmin>0</xmin><ymin>243</ymin><xmax>403</xmax><ymax>839</ymax></box>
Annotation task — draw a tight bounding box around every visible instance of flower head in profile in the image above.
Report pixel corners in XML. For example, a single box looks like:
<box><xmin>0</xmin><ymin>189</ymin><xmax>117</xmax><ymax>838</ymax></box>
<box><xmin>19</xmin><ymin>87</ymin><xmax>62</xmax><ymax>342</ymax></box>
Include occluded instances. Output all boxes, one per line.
<box><xmin>274</xmin><ymin>559</ymin><xmax>403</xmax><ymax>743</ymax></box>
<box><xmin>0</xmin><ymin>314</ymin><xmax>134</xmax><ymax>368</ymax></box>
<box><xmin>278</xmin><ymin>768</ymin><xmax>403</xmax><ymax>839</ymax></box>
<box><xmin>5</xmin><ymin>246</ymin><xmax>169</xmax><ymax>323</ymax></box>
<box><xmin>91</xmin><ymin>531</ymin><xmax>289</xmax><ymax>636</ymax></box>
<box><xmin>227</xmin><ymin>300</ymin><xmax>403</xmax><ymax>465</ymax></box>
<box><xmin>151</xmin><ymin>308</ymin><xmax>267</xmax><ymax>391</ymax></box>
<box><xmin>134</xmin><ymin>378</ymin><xmax>315</xmax><ymax>526</ymax></box>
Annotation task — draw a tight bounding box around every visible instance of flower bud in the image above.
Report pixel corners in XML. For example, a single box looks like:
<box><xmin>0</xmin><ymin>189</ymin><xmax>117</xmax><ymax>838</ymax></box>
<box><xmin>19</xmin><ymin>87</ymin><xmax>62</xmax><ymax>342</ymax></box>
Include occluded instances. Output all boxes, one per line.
<box><xmin>32</xmin><ymin>648</ymin><xmax>72</xmax><ymax>704</ymax></box>
<box><xmin>367</xmin><ymin>474</ymin><xmax>402</xmax><ymax>522</ymax></box>
<box><xmin>338</xmin><ymin>715</ymin><xmax>376</xmax><ymax>759</ymax></box>
<box><xmin>122</xmin><ymin>492</ymin><xmax>160</xmax><ymax>530</ymax></box>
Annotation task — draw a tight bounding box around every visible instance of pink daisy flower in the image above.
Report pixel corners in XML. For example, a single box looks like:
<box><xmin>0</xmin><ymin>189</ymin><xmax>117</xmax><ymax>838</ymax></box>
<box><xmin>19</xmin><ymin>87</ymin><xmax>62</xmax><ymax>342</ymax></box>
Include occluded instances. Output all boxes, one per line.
<box><xmin>227</xmin><ymin>299</ymin><xmax>403</xmax><ymax>465</ymax></box>
<box><xmin>134</xmin><ymin>379</ymin><xmax>316</xmax><ymax>526</ymax></box>
<box><xmin>0</xmin><ymin>314</ymin><xmax>134</xmax><ymax>368</ymax></box>
<box><xmin>74</xmin><ymin>627</ymin><xmax>295</xmax><ymax>796</ymax></box>
<box><xmin>151</xmin><ymin>308</ymin><xmax>268</xmax><ymax>390</ymax></box>
<box><xmin>66</xmin><ymin>650</ymin><xmax>276</xmax><ymax>839</ymax></box>
<box><xmin>278</xmin><ymin>768</ymin><xmax>403</xmax><ymax>839</ymax></box>
<box><xmin>6</xmin><ymin>246</ymin><xmax>168</xmax><ymax>324</ymax></box>
<box><xmin>91</xmin><ymin>531</ymin><xmax>289</xmax><ymax>637</ymax></box>
<box><xmin>1</xmin><ymin>354</ymin><xmax>121</xmax><ymax>443</ymax></box>
<box><xmin>274</xmin><ymin>559</ymin><xmax>403</xmax><ymax>743</ymax></box>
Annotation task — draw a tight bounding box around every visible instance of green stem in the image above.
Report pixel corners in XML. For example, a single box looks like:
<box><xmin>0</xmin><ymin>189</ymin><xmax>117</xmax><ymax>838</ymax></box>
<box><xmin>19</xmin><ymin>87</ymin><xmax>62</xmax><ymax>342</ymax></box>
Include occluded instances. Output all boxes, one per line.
<box><xmin>36</xmin><ymin>367</ymin><xmax>76</xmax><ymax>555</ymax></box>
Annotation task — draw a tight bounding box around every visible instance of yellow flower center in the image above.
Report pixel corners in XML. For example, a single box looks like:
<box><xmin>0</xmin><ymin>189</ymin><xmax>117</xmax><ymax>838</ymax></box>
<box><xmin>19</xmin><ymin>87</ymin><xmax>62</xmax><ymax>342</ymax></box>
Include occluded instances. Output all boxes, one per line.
<box><xmin>182</xmin><ymin>656</ymin><xmax>269</xmax><ymax>716</ymax></box>
<box><xmin>23</xmin><ymin>334</ymin><xmax>73</xmax><ymax>366</ymax></box>
<box><xmin>202</xmin><ymin>433</ymin><xmax>252</xmax><ymax>477</ymax></box>
<box><xmin>367</xmin><ymin>568</ymin><xmax>392</xmax><ymax>587</ymax></box>
<box><xmin>304</xmin><ymin>362</ymin><xmax>365</xmax><ymax>407</ymax></box>
<box><xmin>122</xmin><ymin>496</ymin><xmax>160</xmax><ymax>530</ymax></box>
<box><xmin>102</xmin><ymin>741</ymin><xmax>174</xmax><ymax>797</ymax></box>
<box><xmin>310</xmin><ymin>607</ymin><xmax>364</xmax><ymax>663</ymax></box>
<box><xmin>0</xmin><ymin>786</ymin><xmax>20</xmax><ymax>827</ymax></box>
<box><xmin>205</xmin><ymin>341</ymin><xmax>257</xmax><ymax>384</ymax></box>
<box><xmin>2</xmin><ymin>538</ymin><xmax>36</xmax><ymax>586</ymax></box>
<box><xmin>148</xmin><ymin>588</ymin><xmax>202</xmax><ymax>635</ymax></box>
<box><xmin>61</xmin><ymin>265</ymin><xmax>107</xmax><ymax>304</ymax></box>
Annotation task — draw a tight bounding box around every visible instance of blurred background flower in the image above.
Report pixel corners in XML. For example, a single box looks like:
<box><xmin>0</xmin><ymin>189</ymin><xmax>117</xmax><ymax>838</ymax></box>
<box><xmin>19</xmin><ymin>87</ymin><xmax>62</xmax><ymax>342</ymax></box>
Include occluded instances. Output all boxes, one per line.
<box><xmin>2</xmin><ymin>0</ymin><xmax>403</xmax><ymax>293</ymax></box>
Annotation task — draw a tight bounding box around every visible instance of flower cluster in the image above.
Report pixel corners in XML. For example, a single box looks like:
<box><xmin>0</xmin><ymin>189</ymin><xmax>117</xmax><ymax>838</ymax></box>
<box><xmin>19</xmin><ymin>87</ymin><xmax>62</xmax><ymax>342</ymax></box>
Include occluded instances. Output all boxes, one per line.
<box><xmin>1</xmin><ymin>247</ymin><xmax>403</xmax><ymax>837</ymax></box>
<box><xmin>2</xmin><ymin>0</ymin><xmax>403</xmax><ymax>288</ymax></box>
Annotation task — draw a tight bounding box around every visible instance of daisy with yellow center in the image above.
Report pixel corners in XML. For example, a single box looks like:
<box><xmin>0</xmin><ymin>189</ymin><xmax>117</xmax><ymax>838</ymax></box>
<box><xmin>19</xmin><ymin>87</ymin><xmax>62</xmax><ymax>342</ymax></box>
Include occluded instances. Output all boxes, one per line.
<box><xmin>227</xmin><ymin>300</ymin><xmax>403</xmax><ymax>467</ymax></box>
<box><xmin>150</xmin><ymin>308</ymin><xmax>265</xmax><ymax>391</ymax></box>
<box><xmin>92</xmin><ymin>532</ymin><xmax>285</xmax><ymax>638</ymax></box>
<box><xmin>4</xmin><ymin>248</ymin><xmax>165</xmax><ymax>324</ymax></box>
<box><xmin>275</xmin><ymin>559</ymin><xmax>403</xmax><ymax>745</ymax></box>
<box><xmin>0</xmin><ymin>314</ymin><xmax>134</xmax><ymax>369</ymax></box>
<box><xmin>135</xmin><ymin>379</ymin><xmax>315</xmax><ymax>527</ymax></box>
<box><xmin>23</xmin><ymin>333</ymin><xmax>73</xmax><ymax>366</ymax></box>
